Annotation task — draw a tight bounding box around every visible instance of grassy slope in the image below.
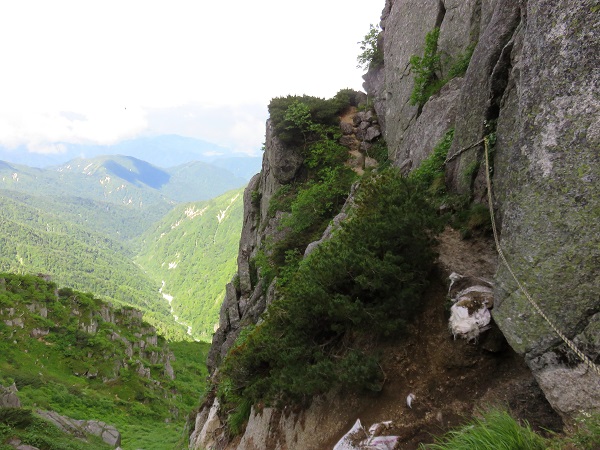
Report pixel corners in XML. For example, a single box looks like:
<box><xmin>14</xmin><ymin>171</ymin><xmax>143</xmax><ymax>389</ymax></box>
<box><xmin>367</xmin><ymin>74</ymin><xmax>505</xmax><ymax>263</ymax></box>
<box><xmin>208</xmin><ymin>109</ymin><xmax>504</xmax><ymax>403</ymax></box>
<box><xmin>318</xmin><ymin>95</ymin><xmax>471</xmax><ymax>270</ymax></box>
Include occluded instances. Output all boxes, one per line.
<box><xmin>0</xmin><ymin>274</ymin><xmax>209</xmax><ymax>450</ymax></box>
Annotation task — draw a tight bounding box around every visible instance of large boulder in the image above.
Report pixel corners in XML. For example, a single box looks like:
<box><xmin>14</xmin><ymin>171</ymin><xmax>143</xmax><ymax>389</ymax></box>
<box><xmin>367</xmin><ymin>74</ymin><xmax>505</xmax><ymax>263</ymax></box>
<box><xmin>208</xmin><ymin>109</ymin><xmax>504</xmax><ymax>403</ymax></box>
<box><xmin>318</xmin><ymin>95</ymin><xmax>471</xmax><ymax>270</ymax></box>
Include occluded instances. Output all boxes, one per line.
<box><xmin>491</xmin><ymin>0</ymin><xmax>600</xmax><ymax>417</ymax></box>
<box><xmin>36</xmin><ymin>410</ymin><xmax>121</xmax><ymax>447</ymax></box>
<box><xmin>0</xmin><ymin>383</ymin><xmax>21</xmax><ymax>408</ymax></box>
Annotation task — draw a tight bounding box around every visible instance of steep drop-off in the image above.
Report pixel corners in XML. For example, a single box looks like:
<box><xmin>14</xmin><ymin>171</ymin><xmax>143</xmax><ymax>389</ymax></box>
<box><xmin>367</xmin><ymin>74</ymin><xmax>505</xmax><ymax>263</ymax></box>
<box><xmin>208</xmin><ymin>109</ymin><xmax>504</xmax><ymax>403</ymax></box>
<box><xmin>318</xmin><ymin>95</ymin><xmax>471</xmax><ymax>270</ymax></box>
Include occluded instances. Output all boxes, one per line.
<box><xmin>189</xmin><ymin>0</ymin><xmax>599</xmax><ymax>448</ymax></box>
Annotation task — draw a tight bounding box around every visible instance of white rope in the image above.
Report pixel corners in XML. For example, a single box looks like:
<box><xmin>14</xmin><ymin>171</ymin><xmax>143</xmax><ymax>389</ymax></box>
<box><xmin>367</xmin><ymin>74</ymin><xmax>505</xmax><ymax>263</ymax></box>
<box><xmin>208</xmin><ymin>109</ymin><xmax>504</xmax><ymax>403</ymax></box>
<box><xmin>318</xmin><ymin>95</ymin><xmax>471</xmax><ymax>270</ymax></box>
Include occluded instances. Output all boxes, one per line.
<box><xmin>483</xmin><ymin>136</ymin><xmax>600</xmax><ymax>376</ymax></box>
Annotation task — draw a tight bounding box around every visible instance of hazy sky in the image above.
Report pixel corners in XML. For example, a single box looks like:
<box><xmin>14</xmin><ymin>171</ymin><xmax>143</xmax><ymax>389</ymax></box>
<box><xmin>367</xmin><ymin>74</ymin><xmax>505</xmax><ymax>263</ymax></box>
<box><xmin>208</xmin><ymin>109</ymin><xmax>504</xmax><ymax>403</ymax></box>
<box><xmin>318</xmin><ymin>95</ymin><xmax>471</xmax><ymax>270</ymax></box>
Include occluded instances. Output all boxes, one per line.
<box><xmin>0</xmin><ymin>0</ymin><xmax>383</xmax><ymax>157</ymax></box>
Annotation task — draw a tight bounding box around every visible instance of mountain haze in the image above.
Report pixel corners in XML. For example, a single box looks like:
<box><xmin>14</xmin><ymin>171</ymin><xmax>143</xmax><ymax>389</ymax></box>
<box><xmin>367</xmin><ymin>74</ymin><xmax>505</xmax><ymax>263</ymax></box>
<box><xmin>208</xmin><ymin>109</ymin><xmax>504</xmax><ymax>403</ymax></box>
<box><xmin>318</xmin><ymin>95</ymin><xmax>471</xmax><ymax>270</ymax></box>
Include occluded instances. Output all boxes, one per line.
<box><xmin>0</xmin><ymin>134</ymin><xmax>262</xmax><ymax>178</ymax></box>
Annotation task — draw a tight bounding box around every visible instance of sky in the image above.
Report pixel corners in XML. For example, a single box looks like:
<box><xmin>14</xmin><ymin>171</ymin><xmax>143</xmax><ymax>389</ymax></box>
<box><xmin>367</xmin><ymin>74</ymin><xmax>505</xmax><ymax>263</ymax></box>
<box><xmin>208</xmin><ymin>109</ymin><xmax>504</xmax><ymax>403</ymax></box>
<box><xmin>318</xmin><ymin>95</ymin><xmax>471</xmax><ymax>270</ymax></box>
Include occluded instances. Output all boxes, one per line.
<box><xmin>0</xmin><ymin>0</ymin><xmax>384</xmax><ymax>158</ymax></box>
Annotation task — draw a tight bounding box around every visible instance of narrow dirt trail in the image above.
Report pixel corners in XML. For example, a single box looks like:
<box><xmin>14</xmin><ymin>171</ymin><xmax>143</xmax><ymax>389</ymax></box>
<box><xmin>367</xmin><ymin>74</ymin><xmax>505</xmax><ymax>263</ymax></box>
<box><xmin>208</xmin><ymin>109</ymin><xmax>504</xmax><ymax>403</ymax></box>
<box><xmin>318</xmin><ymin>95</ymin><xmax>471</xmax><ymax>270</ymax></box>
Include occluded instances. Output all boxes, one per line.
<box><xmin>320</xmin><ymin>228</ymin><xmax>562</xmax><ymax>449</ymax></box>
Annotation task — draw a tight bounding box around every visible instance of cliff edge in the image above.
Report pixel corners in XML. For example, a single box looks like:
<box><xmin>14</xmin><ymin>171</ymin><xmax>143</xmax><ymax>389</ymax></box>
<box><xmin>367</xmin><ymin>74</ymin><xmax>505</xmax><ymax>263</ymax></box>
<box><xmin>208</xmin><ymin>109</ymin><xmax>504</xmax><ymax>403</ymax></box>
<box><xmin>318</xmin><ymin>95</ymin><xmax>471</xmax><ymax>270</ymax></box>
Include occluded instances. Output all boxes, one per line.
<box><xmin>190</xmin><ymin>0</ymin><xmax>599</xmax><ymax>448</ymax></box>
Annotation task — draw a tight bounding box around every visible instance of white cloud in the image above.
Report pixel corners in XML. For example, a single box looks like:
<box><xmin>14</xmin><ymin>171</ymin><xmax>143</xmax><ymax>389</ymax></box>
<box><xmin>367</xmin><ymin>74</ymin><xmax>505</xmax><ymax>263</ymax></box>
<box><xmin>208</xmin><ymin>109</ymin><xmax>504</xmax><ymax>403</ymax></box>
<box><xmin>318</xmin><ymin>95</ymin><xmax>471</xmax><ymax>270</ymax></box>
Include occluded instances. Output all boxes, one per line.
<box><xmin>0</xmin><ymin>0</ymin><xmax>384</xmax><ymax>155</ymax></box>
<box><xmin>145</xmin><ymin>103</ymin><xmax>267</xmax><ymax>155</ymax></box>
<box><xmin>0</xmin><ymin>107</ymin><xmax>148</xmax><ymax>150</ymax></box>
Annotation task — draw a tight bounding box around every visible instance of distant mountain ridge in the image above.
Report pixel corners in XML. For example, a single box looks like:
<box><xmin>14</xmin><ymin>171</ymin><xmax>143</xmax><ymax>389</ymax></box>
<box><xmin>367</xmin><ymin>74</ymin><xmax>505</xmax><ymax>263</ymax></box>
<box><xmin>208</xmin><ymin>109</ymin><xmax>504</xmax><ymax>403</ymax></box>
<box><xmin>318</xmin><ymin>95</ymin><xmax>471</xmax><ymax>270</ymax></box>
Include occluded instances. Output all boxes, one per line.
<box><xmin>1</xmin><ymin>154</ymin><xmax>248</xmax><ymax>207</ymax></box>
<box><xmin>0</xmin><ymin>154</ymin><xmax>249</xmax><ymax>340</ymax></box>
<box><xmin>0</xmin><ymin>134</ymin><xmax>262</xmax><ymax>179</ymax></box>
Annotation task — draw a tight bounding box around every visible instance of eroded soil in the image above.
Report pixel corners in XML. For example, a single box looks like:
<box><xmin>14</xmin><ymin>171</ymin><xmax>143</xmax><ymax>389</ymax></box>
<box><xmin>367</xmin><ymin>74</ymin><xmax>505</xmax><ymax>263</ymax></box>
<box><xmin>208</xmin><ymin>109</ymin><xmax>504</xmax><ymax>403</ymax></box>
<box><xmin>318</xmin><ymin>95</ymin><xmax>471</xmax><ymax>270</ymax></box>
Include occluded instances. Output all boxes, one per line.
<box><xmin>320</xmin><ymin>227</ymin><xmax>563</xmax><ymax>449</ymax></box>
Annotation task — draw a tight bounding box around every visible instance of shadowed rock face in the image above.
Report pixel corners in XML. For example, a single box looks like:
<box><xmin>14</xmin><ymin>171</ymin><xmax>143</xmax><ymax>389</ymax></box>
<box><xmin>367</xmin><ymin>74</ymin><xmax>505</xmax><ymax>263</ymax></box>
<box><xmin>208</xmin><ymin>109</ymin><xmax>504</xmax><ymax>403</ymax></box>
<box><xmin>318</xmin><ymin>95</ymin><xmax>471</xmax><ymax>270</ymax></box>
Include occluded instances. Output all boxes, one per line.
<box><xmin>490</xmin><ymin>0</ymin><xmax>600</xmax><ymax>417</ymax></box>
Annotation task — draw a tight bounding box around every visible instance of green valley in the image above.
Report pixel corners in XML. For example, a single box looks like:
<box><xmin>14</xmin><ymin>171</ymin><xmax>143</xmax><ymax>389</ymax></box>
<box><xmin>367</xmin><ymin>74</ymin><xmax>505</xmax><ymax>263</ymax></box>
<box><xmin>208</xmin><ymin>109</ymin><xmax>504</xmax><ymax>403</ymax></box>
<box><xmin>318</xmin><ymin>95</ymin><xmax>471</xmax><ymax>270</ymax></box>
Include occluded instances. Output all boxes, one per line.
<box><xmin>135</xmin><ymin>188</ymin><xmax>245</xmax><ymax>341</ymax></box>
<box><xmin>0</xmin><ymin>154</ymin><xmax>250</xmax><ymax>341</ymax></box>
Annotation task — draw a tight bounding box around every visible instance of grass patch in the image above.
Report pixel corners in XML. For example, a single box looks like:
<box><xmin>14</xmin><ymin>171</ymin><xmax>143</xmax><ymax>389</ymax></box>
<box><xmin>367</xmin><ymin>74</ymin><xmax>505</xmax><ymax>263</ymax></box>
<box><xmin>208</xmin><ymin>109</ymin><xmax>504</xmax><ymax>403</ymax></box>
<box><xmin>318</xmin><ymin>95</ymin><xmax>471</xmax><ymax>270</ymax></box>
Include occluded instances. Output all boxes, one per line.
<box><xmin>421</xmin><ymin>409</ymin><xmax>547</xmax><ymax>450</ymax></box>
<box><xmin>410</xmin><ymin>28</ymin><xmax>476</xmax><ymax>108</ymax></box>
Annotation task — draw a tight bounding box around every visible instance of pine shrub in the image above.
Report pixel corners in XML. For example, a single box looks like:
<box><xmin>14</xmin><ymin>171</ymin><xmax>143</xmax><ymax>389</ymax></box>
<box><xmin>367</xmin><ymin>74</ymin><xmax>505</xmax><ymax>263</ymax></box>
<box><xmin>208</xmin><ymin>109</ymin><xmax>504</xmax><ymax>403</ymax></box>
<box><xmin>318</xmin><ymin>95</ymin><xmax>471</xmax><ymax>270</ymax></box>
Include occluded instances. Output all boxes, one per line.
<box><xmin>220</xmin><ymin>169</ymin><xmax>441</xmax><ymax>408</ymax></box>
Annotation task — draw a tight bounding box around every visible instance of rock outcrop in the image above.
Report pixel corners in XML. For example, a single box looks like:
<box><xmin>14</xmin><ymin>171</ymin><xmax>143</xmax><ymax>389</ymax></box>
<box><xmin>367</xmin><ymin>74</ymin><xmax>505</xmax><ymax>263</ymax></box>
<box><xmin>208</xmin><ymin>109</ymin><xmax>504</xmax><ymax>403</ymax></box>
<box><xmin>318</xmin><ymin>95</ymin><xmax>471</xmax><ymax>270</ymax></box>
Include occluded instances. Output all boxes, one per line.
<box><xmin>37</xmin><ymin>410</ymin><xmax>121</xmax><ymax>447</ymax></box>
<box><xmin>191</xmin><ymin>0</ymin><xmax>599</xmax><ymax>447</ymax></box>
<box><xmin>369</xmin><ymin>0</ymin><xmax>599</xmax><ymax>418</ymax></box>
<box><xmin>0</xmin><ymin>383</ymin><xmax>21</xmax><ymax>408</ymax></box>
<box><xmin>490</xmin><ymin>0</ymin><xmax>600</xmax><ymax>417</ymax></box>
<box><xmin>207</xmin><ymin>119</ymin><xmax>304</xmax><ymax>372</ymax></box>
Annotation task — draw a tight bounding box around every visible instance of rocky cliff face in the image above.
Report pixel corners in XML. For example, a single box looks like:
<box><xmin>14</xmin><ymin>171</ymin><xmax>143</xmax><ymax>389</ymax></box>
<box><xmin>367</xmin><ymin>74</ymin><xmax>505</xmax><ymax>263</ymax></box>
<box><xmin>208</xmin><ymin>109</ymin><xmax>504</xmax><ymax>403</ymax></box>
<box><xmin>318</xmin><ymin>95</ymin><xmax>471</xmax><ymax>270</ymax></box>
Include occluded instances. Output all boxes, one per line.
<box><xmin>206</xmin><ymin>119</ymin><xmax>305</xmax><ymax>373</ymax></box>
<box><xmin>366</xmin><ymin>0</ymin><xmax>599</xmax><ymax>418</ymax></box>
<box><xmin>190</xmin><ymin>0</ymin><xmax>599</xmax><ymax>447</ymax></box>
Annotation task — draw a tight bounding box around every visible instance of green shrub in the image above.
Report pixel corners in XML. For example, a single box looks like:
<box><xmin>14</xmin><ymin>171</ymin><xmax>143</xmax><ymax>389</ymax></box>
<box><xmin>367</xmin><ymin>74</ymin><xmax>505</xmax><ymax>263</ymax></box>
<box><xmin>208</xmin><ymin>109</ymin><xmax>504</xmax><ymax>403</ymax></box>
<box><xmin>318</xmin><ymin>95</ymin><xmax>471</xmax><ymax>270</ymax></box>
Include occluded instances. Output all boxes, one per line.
<box><xmin>220</xmin><ymin>169</ymin><xmax>440</xmax><ymax>409</ymax></box>
<box><xmin>409</xmin><ymin>128</ymin><xmax>454</xmax><ymax>191</ymax></box>
<box><xmin>249</xmin><ymin>250</ymin><xmax>276</xmax><ymax>290</ymax></box>
<box><xmin>421</xmin><ymin>409</ymin><xmax>547</xmax><ymax>450</ymax></box>
<box><xmin>268</xmin><ymin>93</ymin><xmax>355</xmax><ymax>146</ymax></box>
<box><xmin>250</xmin><ymin>190</ymin><xmax>261</xmax><ymax>207</ymax></box>
<box><xmin>0</xmin><ymin>293</ymin><xmax>14</xmax><ymax>307</ymax></box>
<box><xmin>267</xmin><ymin>184</ymin><xmax>295</xmax><ymax>218</ymax></box>
<box><xmin>227</xmin><ymin>397</ymin><xmax>252</xmax><ymax>437</ymax></box>
<box><xmin>410</xmin><ymin>27</ymin><xmax>442</xmax><ymax>107</ymax></box>
<box><xmin>561</xmin><ymin>411</ymin><xmax>600</xmax><ymax>449</ymax></box>
<box><xmin>282</xmin><ymin>168</ymin><xmax>353</xmax><ymax>234</ymax></box>
<box><xmin>452</xmin><ymin>203</ymin><xmax>492</xmax><ymax>238</ymax></box>
<box><xmin>13</xmin><ymin>373</ymin><xmax>44</xmax><ymax>389</ymax></box>
<box><xmin>366</xmin><ymin>139</ymin><xmax>389</xmax><ymax>166</ymax></box>
<box><xmin>333</xmin><ymin>88</ymin><xmax>363</xmax><ymax>108</ymax></box>
<box><xmin>357</xmin><ymin>24</ymin><xmax>383</xmax><ymax>70</ymax></box>
<box><xmin>446</xmin><ymin>42</ymin><xmax>476</xmax><ymax>79</ymax></box>
<box><xmin>0</xmin><ymin>408</ymin><xmax>34</xmax><ymax>428</ymax></box>
<box><xmin>410</xmin><ymin>29</ymin><xmax>476</xmax><ymax>107</ymax></box>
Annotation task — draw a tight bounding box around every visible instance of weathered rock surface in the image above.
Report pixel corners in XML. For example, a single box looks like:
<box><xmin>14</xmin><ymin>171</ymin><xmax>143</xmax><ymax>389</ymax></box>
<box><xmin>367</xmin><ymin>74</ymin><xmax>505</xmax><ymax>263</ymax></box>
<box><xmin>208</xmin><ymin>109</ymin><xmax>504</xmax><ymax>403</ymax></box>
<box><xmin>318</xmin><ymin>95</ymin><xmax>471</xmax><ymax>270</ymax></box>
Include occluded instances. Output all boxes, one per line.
<box><xmin>378</xmin><ymin>0</ymin><xmax>441</xmax><ymax>159</ymax></box>
<box><xmin>0</xmin><ymin>383</ymin><xmax>21</xmax><ymax>408</ymax></box>
<box><xmin>490</xmin><ymin>0</ymin><xmax>600</xmax><ymax>417</ymax></box>
<box><xmin>372</xmin><ymin>0</ymin><xmax>481</xmax><ymax>161</ymax></box>
<box><xmin>444</xmin><ymin>0</ymin><xmax>521</xmax><ymax>198</ymax></box>
<box><xmin>189</xmin><ymin>398</ymin><xmax>222</xmax><ymax>450</ymax></box>
<box><xmin>371</xmin><ymin>0</ymin><xmax>600</xmax><ymax>418</ymax></box>
<box><xmin>7</xmin><ymin>438</ymin><xmax>40</xmax><ymax>450</ymax></box>
<box><xmin>370</xmin><ymin>0</ymin><xmax>599</xmax><ymax>419</ymax></box>
<box><xmin>37</xmin><ymin>410</ymin><xmax>121</xmax><ymax>447</ymax></box>
<box><xmin>236</xmin><ymin>393</ymin><xmax>363</xmax><ymax>450</ymax></box>
<box><xmin>395</xmin><ymin>77</ymin><xmax>463</xmax><ymax>172</ymax></box>
<box><xmin>208</xmin><ymin>120</ymin><xmax>299</xmax><ymax>372</ymax></box>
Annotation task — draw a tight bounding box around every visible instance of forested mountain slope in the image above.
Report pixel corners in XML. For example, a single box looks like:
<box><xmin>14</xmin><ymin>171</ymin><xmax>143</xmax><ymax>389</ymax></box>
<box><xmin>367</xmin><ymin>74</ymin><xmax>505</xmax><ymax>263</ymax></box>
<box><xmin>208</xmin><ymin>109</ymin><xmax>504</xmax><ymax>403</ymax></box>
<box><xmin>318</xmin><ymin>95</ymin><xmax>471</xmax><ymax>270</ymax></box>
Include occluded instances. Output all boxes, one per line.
<box><xmin>0</xmin><ymin>189</ymin><xmax>156</xmax><ymax>241</ymax></box>
<box><xmin>0</xmin><ymin>193</ymin><xmax>182</xmax><ymax>338</ymax></box>
<box><xmin>0</xmin><ymin>154</ymin><xmax>249</xmax><ymax>341</ymax></box>
<box><xmin>135</xmin><ymin>188</ymin><xmax>244</xmax><ymax>341</ymax></box>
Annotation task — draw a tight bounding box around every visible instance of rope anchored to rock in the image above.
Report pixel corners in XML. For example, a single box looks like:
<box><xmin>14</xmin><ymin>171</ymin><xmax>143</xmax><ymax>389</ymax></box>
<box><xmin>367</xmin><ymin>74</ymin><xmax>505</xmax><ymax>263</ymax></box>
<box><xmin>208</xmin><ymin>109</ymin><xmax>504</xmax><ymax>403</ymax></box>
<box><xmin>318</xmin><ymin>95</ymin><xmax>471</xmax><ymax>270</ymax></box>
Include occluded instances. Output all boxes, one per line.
<box><xmin>482</xmin><ymin>136</ymin><xmax>600</xmax><ymax>377</ymax></box>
